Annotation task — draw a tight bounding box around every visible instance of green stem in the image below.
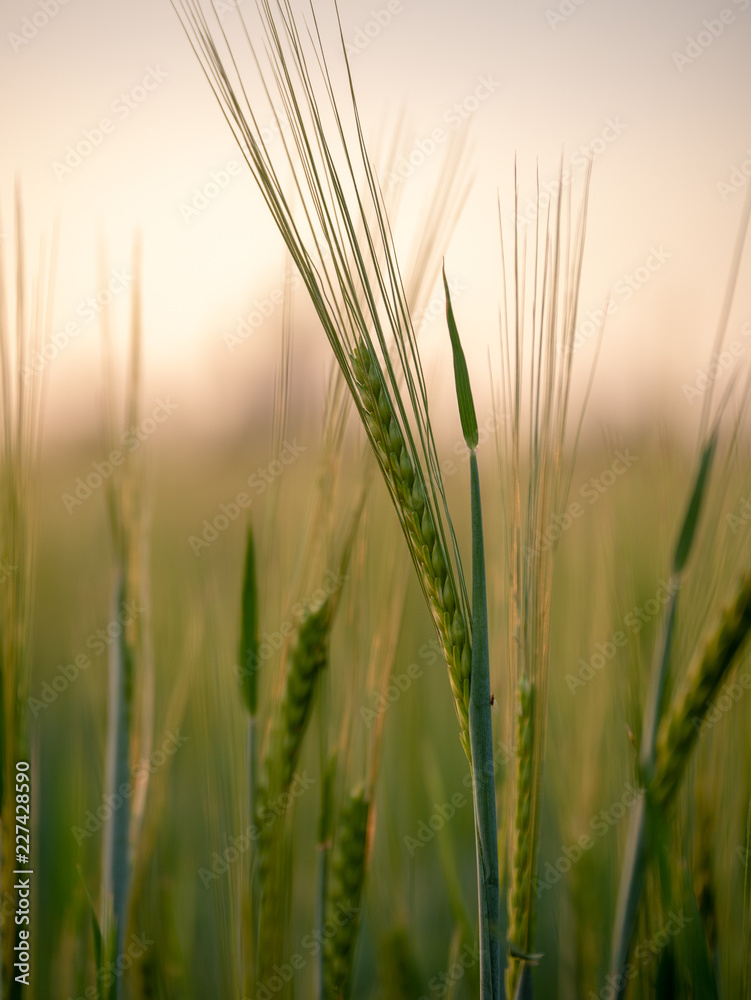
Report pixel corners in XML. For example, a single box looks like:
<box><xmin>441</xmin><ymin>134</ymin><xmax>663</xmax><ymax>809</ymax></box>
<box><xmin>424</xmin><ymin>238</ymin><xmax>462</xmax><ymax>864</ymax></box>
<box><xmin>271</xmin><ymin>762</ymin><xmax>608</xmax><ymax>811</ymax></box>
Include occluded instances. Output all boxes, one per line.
<box><xmin>103</xmin><ymin>573</ymin><xmax>133</xmax><ymax>997</ymax></box>
<box><xmin>608</xmin><ymin>795</ymin><xmax>647</xmax><ymax>998</ymax></box>
<box><xmin>467</xmin><ymin>451</ymin><xmax>502</xmax><ymax>1000</ymax></box>
<box><xmin>247</xmin><ymin>714</ymin><xmax>258</xmax><ymax>992</ymax></box>
<box><xmin>608</xmin><ymin>589</ymin><xmax>677</xmax><ymax>997</ymax></box>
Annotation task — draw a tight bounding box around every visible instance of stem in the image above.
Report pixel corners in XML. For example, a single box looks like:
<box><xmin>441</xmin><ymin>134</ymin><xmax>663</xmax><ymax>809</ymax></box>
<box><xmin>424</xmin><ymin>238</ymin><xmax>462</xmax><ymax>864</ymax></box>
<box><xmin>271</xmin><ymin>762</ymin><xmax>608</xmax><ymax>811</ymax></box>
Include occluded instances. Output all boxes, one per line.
<box><xmin>247</xmin><ymin>714</ymin><xmax>258</xmax><ymax>992</ymax></box>
<box><xmin>608</xmin><ymin>585</ymin><xmax>678</xmax><ymax>996</ymax></box>
<box><xmin>467</xmin><ymin>451</ymin><xmax>503</xmax><ymax>1000</ymax></box>
<box><xmin>315</xmin><ymin>760</ymin><xmax>333</xmax><ymax>1000</ymax></box>
<box><xmin>102</xmin><ymin>572</ymin><xmax>132</xmax><ymax>996</ymax></box>
<box><xmin>608</xmin><ymin>795</ymin><xmax>647</xmax><ymax>999</ymax></box>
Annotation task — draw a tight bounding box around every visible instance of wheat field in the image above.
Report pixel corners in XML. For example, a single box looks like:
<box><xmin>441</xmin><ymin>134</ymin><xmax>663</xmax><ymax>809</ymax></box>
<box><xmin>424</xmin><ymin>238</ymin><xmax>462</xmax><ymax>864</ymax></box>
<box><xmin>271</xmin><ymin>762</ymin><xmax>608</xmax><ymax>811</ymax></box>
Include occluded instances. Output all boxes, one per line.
<box><xmin>1</xmin><ymin>1</ymin><xmax>751</xmax><ymax>999</ymax></box>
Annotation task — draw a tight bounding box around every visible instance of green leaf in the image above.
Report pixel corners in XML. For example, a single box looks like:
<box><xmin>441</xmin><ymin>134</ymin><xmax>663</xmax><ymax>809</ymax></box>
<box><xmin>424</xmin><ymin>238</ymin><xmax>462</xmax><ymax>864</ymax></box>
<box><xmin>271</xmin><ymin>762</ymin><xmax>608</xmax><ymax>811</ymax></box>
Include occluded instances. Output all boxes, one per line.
<box><xmin>673</xmin><ymin>432</ymin><xmax>717</xmax><ymax>574</ymax></box>
<box><xmin>239</xmin><ymin>523</ymin><xmax>259</xmax><ymax>715</ymax></box>
<box><xmin>467</xmin><ymin>452</ymin><xmax>501</xmax><ymax>998</ymax></box>
<box><xmin>443</xmin><ymin>263</ymin><xmax>478</xmax><ymax>451</ymax></box>
<box><xmin>79</xmin><ymin>866</ymin><xmax>109</xmax><ymax>997</ymax></box>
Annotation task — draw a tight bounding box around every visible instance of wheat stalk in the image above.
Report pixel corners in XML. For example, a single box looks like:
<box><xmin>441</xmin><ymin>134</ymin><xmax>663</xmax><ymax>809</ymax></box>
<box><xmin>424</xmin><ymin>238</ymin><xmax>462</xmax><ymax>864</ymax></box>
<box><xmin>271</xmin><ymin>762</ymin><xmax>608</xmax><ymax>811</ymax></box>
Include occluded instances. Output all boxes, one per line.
<box><xmin>506</xmin><ymin>673</ymin><xmax>535</xmax><ymax>992</ymax></box>
<box><xmin>171</xmin><ymin>0</ymin><xmax>474</xmax><ymax>765</ymax></box>
<box><xmin>255</xmin><ymin>592</ymin><xmax>334</xmax><ymax>980</ymax></box>
<box><xmin>498</xmin><ymin>169</ymin><xmax>594</xmax><ymax>999</ymax></box>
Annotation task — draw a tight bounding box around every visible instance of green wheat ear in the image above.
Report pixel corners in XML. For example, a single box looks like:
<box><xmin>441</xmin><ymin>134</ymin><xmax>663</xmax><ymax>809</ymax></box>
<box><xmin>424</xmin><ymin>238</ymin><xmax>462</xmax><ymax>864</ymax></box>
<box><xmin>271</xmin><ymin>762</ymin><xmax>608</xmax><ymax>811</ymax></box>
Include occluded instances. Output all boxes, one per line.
<box><xmin>651</xmin><ymin>568</ymin><xmax>751</xmax><ymax>808</ymax></box>
<box><xmin>324</xmin><ymin>786</ymin><xmax>370</xmax><ymax>1000</ymax></box>
<box><xmin>350</xmin><ymin>338</ymin><xmax>472</xmax><ymax>759</ymax></box>
<box><xmin>256</xmin><ymin>594</ymin><xmax>333</xmax><ymax>878</ymax></box>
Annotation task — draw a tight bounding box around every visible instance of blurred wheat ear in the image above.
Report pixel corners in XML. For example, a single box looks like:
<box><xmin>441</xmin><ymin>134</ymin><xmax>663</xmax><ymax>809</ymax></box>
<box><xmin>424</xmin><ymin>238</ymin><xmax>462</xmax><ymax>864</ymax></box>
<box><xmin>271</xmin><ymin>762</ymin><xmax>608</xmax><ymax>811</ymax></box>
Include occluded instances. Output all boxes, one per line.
<box><xmin>609</xmin><ymin>187</ymin><xmax>751</xmax><ymax>997</ymax></box>
<box><xmin>0</xmin><ymin>191</ymin><xmax>54</xmax><ymax>997</ymax></box>
<box><xmin>495</xmin><ymin>165</ymin><xmax>595</xmax><ymax>999</ymax></box>
<box><xmin>97</xmin><ymin>238</ymin><xmax>154</xmax><ymax>995</ymax></box>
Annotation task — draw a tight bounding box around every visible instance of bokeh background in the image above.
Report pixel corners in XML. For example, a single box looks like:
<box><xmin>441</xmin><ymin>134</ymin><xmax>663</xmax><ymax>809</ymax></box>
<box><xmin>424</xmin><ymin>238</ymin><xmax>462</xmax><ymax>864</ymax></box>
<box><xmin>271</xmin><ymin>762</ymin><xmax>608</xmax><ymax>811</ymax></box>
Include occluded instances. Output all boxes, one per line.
<box><xmin>2</xmin><ymin>0</ymin><xmax>751</xmax><ymax>435</ymax></box>
<box><xmin>2</xmin><ymin>1</ymin><xmax>751</xmax><ymax>998</ymax></box>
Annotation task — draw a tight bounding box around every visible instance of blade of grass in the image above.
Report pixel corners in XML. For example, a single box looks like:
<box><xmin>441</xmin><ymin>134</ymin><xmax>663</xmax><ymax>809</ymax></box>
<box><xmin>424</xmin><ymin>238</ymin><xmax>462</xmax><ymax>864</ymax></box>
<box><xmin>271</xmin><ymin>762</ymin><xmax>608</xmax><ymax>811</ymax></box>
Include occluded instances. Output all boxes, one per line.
<box><xmin>445</xmin><ymin>274</ymin><xmax>501</xmax><ymax>1000</ymax></box>
<box><xmin>609</xmin><ymin>432</ymin><xmax>718</xmax><ymax>996</ymax></box>
<box><xmin>238</xmin><ymin>523</ymin><xmax>260</xmax><ymax>993</ymax></box>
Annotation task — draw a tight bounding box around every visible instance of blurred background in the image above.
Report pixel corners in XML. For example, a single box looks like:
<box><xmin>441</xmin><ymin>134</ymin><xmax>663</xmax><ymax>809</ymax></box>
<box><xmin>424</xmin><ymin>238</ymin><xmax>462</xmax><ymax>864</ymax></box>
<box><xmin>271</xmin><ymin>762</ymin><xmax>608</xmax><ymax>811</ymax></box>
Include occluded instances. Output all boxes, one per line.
<box><xmin>1</xmin><ymin>0</ymin><xmax>751</xmax><ymax>437</ymax></box>
<box><xmin>2</xmin><ymin>0</ymin><xmax>751</xmax><ymax>997</ymax></box>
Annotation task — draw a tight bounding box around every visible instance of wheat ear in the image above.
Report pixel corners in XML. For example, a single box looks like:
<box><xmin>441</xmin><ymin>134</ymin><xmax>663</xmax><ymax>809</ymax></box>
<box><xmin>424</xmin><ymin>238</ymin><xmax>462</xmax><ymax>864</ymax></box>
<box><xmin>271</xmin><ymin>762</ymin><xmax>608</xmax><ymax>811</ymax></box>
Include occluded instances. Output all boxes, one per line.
<box><xmin>651</xmin><ymin>569</ymin><xmax>751</xmax><ymax>808</ymax></box>
<box><xmin>352</xmin><ymin>340</ymin><xmax>472</xmax><ymax>760</ymax></box>
<box><xmin>324</xmin><ymin>786</ymin><xmax>370</xmax><ymax>1000</ymax></box>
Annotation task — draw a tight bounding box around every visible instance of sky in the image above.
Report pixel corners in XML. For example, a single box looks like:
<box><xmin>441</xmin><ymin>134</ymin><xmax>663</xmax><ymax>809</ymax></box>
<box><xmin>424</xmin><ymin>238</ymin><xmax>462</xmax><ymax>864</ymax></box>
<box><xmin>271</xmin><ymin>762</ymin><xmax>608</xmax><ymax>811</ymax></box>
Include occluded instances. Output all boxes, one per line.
<box><xmin>1</xmin><ymin>0</ymin><xmax>750</xmax><ymax>441</ymax></box>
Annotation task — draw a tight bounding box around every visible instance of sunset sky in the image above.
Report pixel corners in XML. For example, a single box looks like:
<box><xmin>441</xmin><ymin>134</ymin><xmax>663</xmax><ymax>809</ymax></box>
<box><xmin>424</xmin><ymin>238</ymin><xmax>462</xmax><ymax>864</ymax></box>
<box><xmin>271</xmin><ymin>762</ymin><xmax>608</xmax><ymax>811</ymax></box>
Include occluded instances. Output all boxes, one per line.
<box><xmin>2</xmin><ymin>0</ymin><xmax>750</xmax><ymax>438</ymax></box>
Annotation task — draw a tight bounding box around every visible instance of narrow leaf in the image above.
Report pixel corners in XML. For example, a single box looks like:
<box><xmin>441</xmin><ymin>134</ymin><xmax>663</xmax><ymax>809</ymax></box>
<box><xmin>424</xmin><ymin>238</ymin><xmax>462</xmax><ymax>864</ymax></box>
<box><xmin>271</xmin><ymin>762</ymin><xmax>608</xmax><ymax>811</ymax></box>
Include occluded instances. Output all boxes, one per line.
<box><xmin>239</xmin><ymin>523</ymin><xmax>259</xmax><ymax>715</ymax></box>
<box><xmin>444</xmin><ymin>263</ymin><xmax>478</xmax><ymax>451</ymax></box>
<box><xmin>79</xmin><ymin>868</ymin><xmax>104</xmax><ymax>978</ymax></box>
<box><xmin>673</xmin><ymin>432</ymin><xmax>717</xmax><ymax>574</ymax></box>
